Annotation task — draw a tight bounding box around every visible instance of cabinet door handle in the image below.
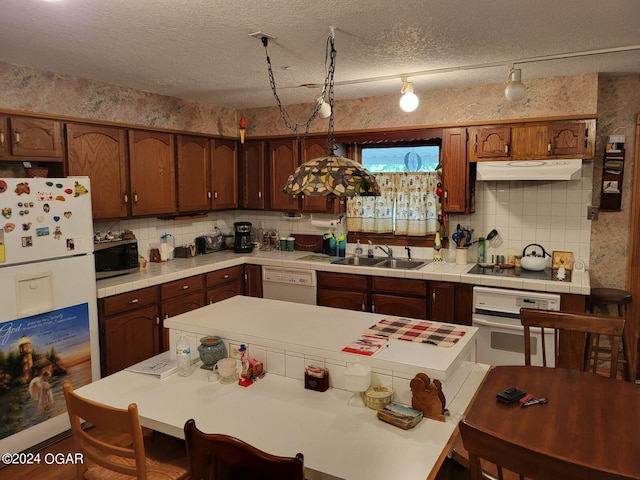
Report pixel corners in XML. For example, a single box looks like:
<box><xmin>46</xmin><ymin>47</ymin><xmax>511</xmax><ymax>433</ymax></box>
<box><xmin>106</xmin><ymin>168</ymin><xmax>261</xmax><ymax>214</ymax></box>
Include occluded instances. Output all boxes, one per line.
<box><xmin>123</xmin><ymin>194</ymin><xmax>129</xmax><ymax>204</ymax></box>
<box><xmin>214</xmin><ymin>191</ymin><xmax>218</xmax><ymax>199</ymax></box>
<box><xmin>432</xmin><ymin>290</ymin><xmax>436</xmax><ymax>301</ymax></box>
<box><xmin>371</xmin><ymin>303</ymin><xmax>375</xmax><ymax>312</ymax></box>
<box><xmin>0</xmin><ymin>129</ymin><xmax>4</xmax><ymax>146</ymax></box>
<box><xmin>547</xmin><ymin>141</ymin><xmax>552</xmax><ymax>153</ymax></box>
<box><xmin>258</xmin><ymin>191</ymin><xmax>262</xmax><ymax>199</ymax></box>
<box><xmin>128</xmin><ymin>298</ymin><xmax>139</xmax><ymax>305</ymax></box>
<box><xmin>165</xmin><ymin>313</ymin><xmax>169</xmax><ymax>319</ymax></box>
<box><xmin>133</xmin><ymin>193</ymin><xmax>138</xmax><ymax>204</ymax></box>
<box><xmin>223</xmin><ymin>274</ymin><xmax>229</xmax><ymax>279</ymax></box>
<box><xmin>156</xmin><ymin>316</ymin><xmax>160</xmax><ymax>325</ymax></box>
<box><xmin>13</xmin><ymin>130</ymin><xmax>20</xmax><ymax>145</ymax></box>
<box><xmin>180</xmin><ymin>285</ymin><xmax>190</xmax><ymax>290</ymax></box>
<box><xmin>504</xmin><ymin>143</ymin><xmax>509</xmax><ymax>154</ymax></box>
<box><xmin>208</xmin><ymin>191</ymin><xmax>212</xmax><ymax>199</ymax></box>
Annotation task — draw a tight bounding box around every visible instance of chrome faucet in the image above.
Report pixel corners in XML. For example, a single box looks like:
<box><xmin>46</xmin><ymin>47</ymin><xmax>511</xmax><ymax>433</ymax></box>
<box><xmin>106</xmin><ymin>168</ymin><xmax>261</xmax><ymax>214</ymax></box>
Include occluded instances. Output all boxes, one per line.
<box><xmin>376</xmin><ymin>245</ymin><xmax>393</xmax><ymax>258</ymax></box>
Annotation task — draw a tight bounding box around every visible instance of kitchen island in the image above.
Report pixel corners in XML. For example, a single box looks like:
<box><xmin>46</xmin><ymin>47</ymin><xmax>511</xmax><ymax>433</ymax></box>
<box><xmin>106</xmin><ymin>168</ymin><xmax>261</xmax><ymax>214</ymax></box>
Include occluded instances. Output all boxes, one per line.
<box><xmin>78</xmin><ymin>296</ymin><xmax>485</xmax><ymax>480</ymax></box>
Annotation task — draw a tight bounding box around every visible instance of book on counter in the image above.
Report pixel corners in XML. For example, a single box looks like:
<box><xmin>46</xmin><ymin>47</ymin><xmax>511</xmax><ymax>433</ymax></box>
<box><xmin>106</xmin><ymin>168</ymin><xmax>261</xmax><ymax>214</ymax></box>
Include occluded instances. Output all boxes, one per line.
<box><xmin>125</xmin><ymin>351</ymin><xmax>177</xmax><ymax>379</ymax></box>
<box><xmin>341</xmin><ymin>334</ymin><xmax>389</xmax><ymax>356</ymax></box>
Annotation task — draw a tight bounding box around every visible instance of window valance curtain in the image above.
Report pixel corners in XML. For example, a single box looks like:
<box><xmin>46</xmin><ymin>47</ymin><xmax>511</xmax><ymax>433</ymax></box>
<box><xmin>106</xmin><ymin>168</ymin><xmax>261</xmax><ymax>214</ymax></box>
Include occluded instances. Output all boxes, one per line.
<box><xmin>346</xmin><ymin>171</ymin><xmax>439</xmax><ymax>236</ymax></box>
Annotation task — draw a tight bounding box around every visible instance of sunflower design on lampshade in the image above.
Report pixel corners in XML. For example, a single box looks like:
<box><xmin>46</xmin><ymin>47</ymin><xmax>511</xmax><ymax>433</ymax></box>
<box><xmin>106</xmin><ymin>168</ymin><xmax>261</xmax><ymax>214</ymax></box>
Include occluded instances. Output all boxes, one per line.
<box><xmin>284</xmin><ymin>153</ymin><xmax>380</xmax><ymax>197</ymax></box>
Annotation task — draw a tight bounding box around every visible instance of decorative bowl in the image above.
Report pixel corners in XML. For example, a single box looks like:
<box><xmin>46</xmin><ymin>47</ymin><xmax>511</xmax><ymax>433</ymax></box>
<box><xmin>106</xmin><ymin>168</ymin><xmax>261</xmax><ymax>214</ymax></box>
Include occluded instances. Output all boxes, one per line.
<box><xmin>364</xmin><ymin>385</ymin><xmax>394</xmax><ymax>410</ymax></box>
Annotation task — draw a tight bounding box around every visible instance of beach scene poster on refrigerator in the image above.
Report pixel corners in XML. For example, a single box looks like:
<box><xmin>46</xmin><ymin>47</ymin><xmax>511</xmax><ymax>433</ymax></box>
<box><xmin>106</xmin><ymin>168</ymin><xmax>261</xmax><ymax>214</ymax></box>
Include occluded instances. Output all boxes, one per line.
<box><xmin>0</xmin><ymin>303</ymin><xmax>91</xmax><ymax>440</ymax></box>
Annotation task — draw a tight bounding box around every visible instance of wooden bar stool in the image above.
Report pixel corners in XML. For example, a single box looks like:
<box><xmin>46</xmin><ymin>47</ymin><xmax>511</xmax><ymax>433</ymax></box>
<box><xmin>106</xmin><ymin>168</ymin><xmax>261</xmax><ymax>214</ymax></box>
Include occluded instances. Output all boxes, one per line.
<box><xmin>587</xmin><ymin>287</ymin><xmax>633</xmax><ymax>380</ymax></box>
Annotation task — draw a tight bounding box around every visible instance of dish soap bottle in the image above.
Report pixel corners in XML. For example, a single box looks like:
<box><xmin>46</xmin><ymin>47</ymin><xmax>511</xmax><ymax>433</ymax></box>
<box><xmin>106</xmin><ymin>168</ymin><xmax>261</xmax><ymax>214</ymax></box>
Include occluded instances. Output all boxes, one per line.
<box><xmin>433</xmin><ymin>232</ymin><xmax>443</xmax><ymax>261</ymax></box>
<box><xmin>367</xmin><ymin>240</ymin><xmax>374</xmax><ymax>258</ymax></box>
<box><xmin>176</xmin><ymin>332</ymin><xmax>192</xmax><ymax>377</ymax></box>
<box><xmin>354</xmin><ymin>240</ymin><xmax>363</xmax><ymax>257</ymax></box>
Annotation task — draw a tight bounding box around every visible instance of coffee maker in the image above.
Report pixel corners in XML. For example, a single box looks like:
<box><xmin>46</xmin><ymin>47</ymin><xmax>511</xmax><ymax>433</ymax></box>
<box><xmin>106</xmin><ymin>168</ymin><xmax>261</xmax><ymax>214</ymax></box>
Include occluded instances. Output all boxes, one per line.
<box><xmin>233</xmin><ymin>222</ymin><xmax>253</xmax><ymax>253</ymax></box>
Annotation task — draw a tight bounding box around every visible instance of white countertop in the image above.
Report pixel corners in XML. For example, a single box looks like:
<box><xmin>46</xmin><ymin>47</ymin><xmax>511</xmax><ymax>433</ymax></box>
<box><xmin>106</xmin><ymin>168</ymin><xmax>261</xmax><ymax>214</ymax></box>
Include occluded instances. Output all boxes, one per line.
<box><xmin>96</xmin><ymin>249</ymin><xmax>591</xmax><ymax>298</ymax></box>
<box><xmin>77</xmin><ymin>351</ymin><xmax>489</xmax><ymax>480</ymax></box>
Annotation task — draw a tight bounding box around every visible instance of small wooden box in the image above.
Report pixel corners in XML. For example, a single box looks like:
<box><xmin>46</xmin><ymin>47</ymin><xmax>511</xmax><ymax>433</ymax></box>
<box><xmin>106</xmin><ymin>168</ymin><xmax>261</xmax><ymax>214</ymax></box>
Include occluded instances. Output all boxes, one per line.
<box><xmin>304</xmin><ymin>371</ymin><xmax>329</xmax><ymax>392</ymax></box>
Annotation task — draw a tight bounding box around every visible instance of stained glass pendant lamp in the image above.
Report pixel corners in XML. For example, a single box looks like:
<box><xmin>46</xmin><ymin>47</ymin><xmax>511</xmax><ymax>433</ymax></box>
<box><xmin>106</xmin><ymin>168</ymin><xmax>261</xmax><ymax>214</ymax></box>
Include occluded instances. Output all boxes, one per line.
<box><xmin>261</xmin><ymin>29</ymin><xmax>380</xmax><ymax>197</ymax></box>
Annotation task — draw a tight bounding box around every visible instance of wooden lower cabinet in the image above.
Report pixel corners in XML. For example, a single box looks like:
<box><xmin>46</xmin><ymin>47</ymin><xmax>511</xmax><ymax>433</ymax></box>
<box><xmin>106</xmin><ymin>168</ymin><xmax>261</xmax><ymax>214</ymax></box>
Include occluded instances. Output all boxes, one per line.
<box><xmin>316</xmin><ymin>271</ymin><xmax>471</xmax><ymax>323</ymax></box>
<box><xmin>98</xmin><ymin>286</ymin><xmax>160</xmax><ymax>377</ymax></box>
<box><xmin>205</xmin><ymin>266</ymin><xmax>245</xmax><ymax>304</ymax></box>
<box><xmin>244</xmin><ymin>264</ymin><xmax>263</xmax><ymax>298</ymax></box>
<box><xmin>160</xmin><ymin>275</ymin><xmax>205</xmax><ymax>351</ymax></box>
<box><xmin>371</xmin><ymin>277</ymin><xmax>428</xmax><ymax>319</ymax></box>
<box><xmin>317</xmin><ymin>272</ymin><xmax>369</xmax><ymax>312</ymax></box>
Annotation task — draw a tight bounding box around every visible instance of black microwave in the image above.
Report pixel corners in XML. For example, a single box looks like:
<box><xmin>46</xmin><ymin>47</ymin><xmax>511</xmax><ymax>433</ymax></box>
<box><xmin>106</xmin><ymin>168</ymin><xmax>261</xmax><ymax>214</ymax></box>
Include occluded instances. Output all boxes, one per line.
<box><xmin>94</xmin><ymin>239</ymin><xmax>139</xmax><ymax>279</ymax></box>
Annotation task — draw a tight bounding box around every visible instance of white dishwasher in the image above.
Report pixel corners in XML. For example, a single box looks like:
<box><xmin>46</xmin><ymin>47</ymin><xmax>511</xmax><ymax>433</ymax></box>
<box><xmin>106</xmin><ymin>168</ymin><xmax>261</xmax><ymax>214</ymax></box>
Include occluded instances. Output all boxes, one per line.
<box><xmin>262</xmin><ymin>266</ymin><xmax>317</xmax><ymax>305</ymax></box>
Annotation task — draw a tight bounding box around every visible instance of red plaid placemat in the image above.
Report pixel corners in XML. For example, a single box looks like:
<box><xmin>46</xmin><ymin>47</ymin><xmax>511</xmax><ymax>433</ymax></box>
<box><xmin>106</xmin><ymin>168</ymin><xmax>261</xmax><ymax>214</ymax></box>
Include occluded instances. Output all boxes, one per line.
<box><xmin>365</xmin><ymin>318</ymin><xmax>466</xmax><ymax>347</ymax></box>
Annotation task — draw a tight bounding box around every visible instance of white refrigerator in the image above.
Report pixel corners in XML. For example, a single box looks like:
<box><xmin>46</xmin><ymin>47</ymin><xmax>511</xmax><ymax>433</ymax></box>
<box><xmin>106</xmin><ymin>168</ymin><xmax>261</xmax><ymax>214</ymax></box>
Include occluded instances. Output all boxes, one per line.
<box><xmin>0</xmin><ymin>177</ymin><xmax>99</xmax><ymax>454</ymax></box>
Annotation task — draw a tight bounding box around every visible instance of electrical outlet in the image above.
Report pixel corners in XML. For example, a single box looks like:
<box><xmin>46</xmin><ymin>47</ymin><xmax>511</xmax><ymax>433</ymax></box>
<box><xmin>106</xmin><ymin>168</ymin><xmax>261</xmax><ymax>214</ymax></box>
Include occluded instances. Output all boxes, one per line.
<box><xmin>229</xmin><ymin>342</ymin><xmax>243</xmax><ymax>359</ymax></box>
<box><xmin>587</xmin><ymin>205</ymin><xmax>599</xmax><ymax>220</ymax></box>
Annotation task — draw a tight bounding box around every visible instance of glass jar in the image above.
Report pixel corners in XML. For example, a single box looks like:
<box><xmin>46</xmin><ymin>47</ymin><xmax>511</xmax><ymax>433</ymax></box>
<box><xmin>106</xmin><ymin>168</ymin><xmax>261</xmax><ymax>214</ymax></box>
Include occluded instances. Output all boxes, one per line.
<box><xmin>197</xmin><ymin>336</ymin><xmax>225</xmax><ymax>370</ymax></box>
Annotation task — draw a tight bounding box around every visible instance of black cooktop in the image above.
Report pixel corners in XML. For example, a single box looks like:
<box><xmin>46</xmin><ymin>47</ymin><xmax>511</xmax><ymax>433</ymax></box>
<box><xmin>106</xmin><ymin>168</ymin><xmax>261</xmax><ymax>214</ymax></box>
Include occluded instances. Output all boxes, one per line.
<box><xmin>467</xmin><ymin>264</ymin><xmax>572</xmax><ymax>282</ymax></box>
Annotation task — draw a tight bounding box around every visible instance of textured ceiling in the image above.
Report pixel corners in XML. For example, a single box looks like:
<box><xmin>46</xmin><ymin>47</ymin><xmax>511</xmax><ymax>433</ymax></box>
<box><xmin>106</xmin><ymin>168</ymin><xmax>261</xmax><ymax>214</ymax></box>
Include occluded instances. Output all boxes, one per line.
<box><xmin>1</xmin><ymin>0</ymin><xmax>639</xmax><ymax>108</ymax></box>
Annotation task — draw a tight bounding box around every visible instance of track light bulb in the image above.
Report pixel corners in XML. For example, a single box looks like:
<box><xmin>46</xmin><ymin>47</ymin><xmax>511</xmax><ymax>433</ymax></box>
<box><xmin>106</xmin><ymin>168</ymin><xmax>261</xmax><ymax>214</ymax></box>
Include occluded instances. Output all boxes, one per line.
<box><xmin>400</xmin><ymin>80</ymin><xmax>419</xmax><ymax>112</ymax></box>
<box><xmin>505</xmin><ymin>68</ymin><xmax>527</xmax><ymax>101</ymax></box>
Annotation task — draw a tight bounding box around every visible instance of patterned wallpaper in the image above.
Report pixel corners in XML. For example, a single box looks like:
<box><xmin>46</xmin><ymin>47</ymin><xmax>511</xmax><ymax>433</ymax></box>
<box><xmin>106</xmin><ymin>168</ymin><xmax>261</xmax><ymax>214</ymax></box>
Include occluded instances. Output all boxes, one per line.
<box><xmin>2</xmin><ymin>60</ymin><xmax>637</xmax><ymax>289</ymax></box>
<box><xmin>0</xmin><ymin>62</ymin><xmax>237</xmax><ymax>136</ymax></box>
<box><xmin>590</xmin><ymin>75</ymin><xmax>640</xmax><ymax>289</ymax></box>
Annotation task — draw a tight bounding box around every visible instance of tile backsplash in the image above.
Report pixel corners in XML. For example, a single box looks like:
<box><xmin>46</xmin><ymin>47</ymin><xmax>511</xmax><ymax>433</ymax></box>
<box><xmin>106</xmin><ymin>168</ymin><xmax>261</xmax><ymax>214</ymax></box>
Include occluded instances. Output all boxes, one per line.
<box><xmin>450</xmin><ymin>160</ymin><xmax>593</xmax><ymax>268</ymax></box>
<box><xmin>96</xmin><ymin>161</ymin><xmax>593</xmax><ymax>268</ymax></box>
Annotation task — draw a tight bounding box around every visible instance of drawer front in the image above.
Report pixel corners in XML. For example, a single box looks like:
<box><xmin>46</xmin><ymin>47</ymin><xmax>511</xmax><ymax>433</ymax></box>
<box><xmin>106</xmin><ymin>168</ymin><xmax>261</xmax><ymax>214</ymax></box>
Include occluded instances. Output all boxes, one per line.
<box><xmin>317</xmin><ymin>272</ymin><xmax>368</xmax><ymax>291</ymax></box>
<box><xmin>372</xmin><ymin>276</ymin><xmax>427</xmax><ymax>296</ymax></box>
<box><xmin>205</xmin><ymin>266</ymin><xmax>243</xmax><ymax>288</ymax></box>
<box><xmin>161</xmin><ymin>275</ymin><xmax>204</xmax><ymax>300</ymax></box>
<box><xmin>102</xmin><ymin>286</ymin><xmax>159</xmax><ymax>316</ymax></box>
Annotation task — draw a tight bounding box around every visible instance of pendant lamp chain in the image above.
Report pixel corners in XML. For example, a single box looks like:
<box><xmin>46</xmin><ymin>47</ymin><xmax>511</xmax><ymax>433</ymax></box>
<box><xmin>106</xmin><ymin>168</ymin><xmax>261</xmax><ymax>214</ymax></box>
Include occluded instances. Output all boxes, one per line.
<box><xmin>263</xmin><ymin>33</ymin><xmax>336</xmax><ymax>139</ymax></box>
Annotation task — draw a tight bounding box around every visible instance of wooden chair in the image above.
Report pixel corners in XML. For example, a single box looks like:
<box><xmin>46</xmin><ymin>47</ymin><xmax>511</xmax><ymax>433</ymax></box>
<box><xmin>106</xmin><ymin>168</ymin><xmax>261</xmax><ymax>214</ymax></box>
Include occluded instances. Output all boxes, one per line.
<box><xmin>183</xmin><ymin>418</ymin><xmax>305</xmax><ymax>480</ymax></box>
<box><xmin>520</xmin><ymin>308</ymin><xmax>625</xmax><ymax>378</ymax></box>
<box><xmin>459</xmin><ymin>418</ymin><xmax>625</xmax><ymax>480</ymax></box>
<box><xmin>63</xmin><ymin>382</ymin><xmax>189</xmax><ymax>480</ymax></box>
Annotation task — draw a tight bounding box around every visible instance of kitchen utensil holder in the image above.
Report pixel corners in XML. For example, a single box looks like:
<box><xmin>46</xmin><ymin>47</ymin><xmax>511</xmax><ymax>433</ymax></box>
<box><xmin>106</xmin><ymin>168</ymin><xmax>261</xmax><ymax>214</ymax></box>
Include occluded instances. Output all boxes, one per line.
<box><xmin>305</xmin><ymin>371</ymin><xmax>329</xmax><ymax>392</ymax></box>
<box><xmin>455</xmin><ymin>247</ymin><xmax>468</xmax><ymax>265</ymax></box>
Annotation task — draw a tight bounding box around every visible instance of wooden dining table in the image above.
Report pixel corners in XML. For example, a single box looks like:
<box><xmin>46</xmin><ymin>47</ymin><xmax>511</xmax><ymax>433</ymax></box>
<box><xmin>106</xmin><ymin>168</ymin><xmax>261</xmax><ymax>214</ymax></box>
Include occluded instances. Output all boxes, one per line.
<box><xmin>461</xmin><ymin>365</ymin><xmax>640</xmax><ymax>479</ymax></box>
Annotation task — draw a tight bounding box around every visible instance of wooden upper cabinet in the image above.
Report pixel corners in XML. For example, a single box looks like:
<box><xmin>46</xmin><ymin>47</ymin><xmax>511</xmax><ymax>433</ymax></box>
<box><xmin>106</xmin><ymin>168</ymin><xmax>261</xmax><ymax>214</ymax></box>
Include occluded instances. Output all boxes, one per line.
<box><xmin>0</xmin><ymin>115</ymin><xmax>63</xmax><ymax>160</ymax></box>
<box><xmin>177</xmin><ymin>135</ymin><xmax>210</xmax><ymax>213</ymax></box>
<box><xmin>511</xmin><ymin>124</ymin><xmax>548</xmax><ymax>158</ymax></box>
<box><xmin>66</xmin><ymin>124</ymin><xmax>129</xmax><ymax>219</ymax></box>
<box><xmin>442</xmin><ymin>127</ymin><xmax>473</xmax><ymax>214</ymax></box>
<box><xmin>240</xmin><ymin>140</ymin><xmax>265</xmax><ymax>209</ymax></box>
<box><xmin>469</xmin><ymin>126</ymin><xmax>510</xmax><ymax>161</ymax></box>
<box><xmin>472</xmin><ymin>120</ymin><xmax>595</xmax><ymax>161</ymax></box>
<box><xmin>300</xmin><ymin>137</ymin><xmax>342</xmax><ymax>214</ymax></box>
<box><xmin>211</xmin><ymin>139</ymin><xmax>238</xmax><ymax>210</ymax></box>
<box><xmin>128</xmin><ymin>130</ymin><xmax>176</xmax><ymax>216</ymax></box>
<box><xmin>548</xmin><ymin>121</ymin><xmax>591</xmax><ymax>156</ymax></box>
<box><xmin>268</xmin><ymin>138</ymin><xmax>299</xmax><ymax>211</ymax></box>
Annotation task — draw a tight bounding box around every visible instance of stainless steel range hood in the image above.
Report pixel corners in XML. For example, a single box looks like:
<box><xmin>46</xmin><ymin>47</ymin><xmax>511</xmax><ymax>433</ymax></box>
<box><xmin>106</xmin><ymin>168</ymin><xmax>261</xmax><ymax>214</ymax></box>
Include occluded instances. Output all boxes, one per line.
<box><xmin>476</xmin><ymin>159</ymin><xmax>583</xmax><ymax>181</ymax></box>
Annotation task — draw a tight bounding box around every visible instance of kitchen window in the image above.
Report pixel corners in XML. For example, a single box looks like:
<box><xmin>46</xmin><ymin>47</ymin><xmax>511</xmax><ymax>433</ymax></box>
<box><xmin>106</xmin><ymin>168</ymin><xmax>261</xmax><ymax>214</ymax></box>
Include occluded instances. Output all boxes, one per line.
<box><xmin>346</xmin><ymin>144</ymin><xmax>441</xmax><ymax>237</ymax></box>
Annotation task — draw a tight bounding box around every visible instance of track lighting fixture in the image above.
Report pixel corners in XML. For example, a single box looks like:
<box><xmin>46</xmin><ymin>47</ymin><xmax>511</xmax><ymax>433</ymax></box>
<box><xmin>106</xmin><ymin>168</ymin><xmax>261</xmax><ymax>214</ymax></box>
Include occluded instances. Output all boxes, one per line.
<box><xmin>399</xmin><ymin>77</ymin><xmax>419</xmax><ymax>112</ymax></box>
<box><xmin>504</xmin><ymin>67</ymin><xmax>527</xmax><ymax>101</ymax></box>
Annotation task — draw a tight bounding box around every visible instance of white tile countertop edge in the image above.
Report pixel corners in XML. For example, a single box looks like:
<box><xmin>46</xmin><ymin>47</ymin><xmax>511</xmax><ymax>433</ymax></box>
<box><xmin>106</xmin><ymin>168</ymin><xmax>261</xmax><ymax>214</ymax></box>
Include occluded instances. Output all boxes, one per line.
<box><xmin>96</xmin><ymin>249</ymin><xmax>591</xmax><ymax>298</ymax></box>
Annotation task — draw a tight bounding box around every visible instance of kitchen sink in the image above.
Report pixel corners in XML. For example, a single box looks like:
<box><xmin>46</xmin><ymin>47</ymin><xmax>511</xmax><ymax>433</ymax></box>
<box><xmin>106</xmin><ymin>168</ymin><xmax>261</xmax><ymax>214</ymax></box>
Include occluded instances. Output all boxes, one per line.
<box><xmin>332</xmin><ymin>256</ymin><xmax>383</xmax><ymax>267</ymax></box>
<box><xmin>332</xmin><ymin>256</ymin><xmax>430</xmax><ymax>270</ymax></box>
<box><xmin>376</xmin><ymin>259</ymin><xmax>427</xmax><ymax>270</ymax></box>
